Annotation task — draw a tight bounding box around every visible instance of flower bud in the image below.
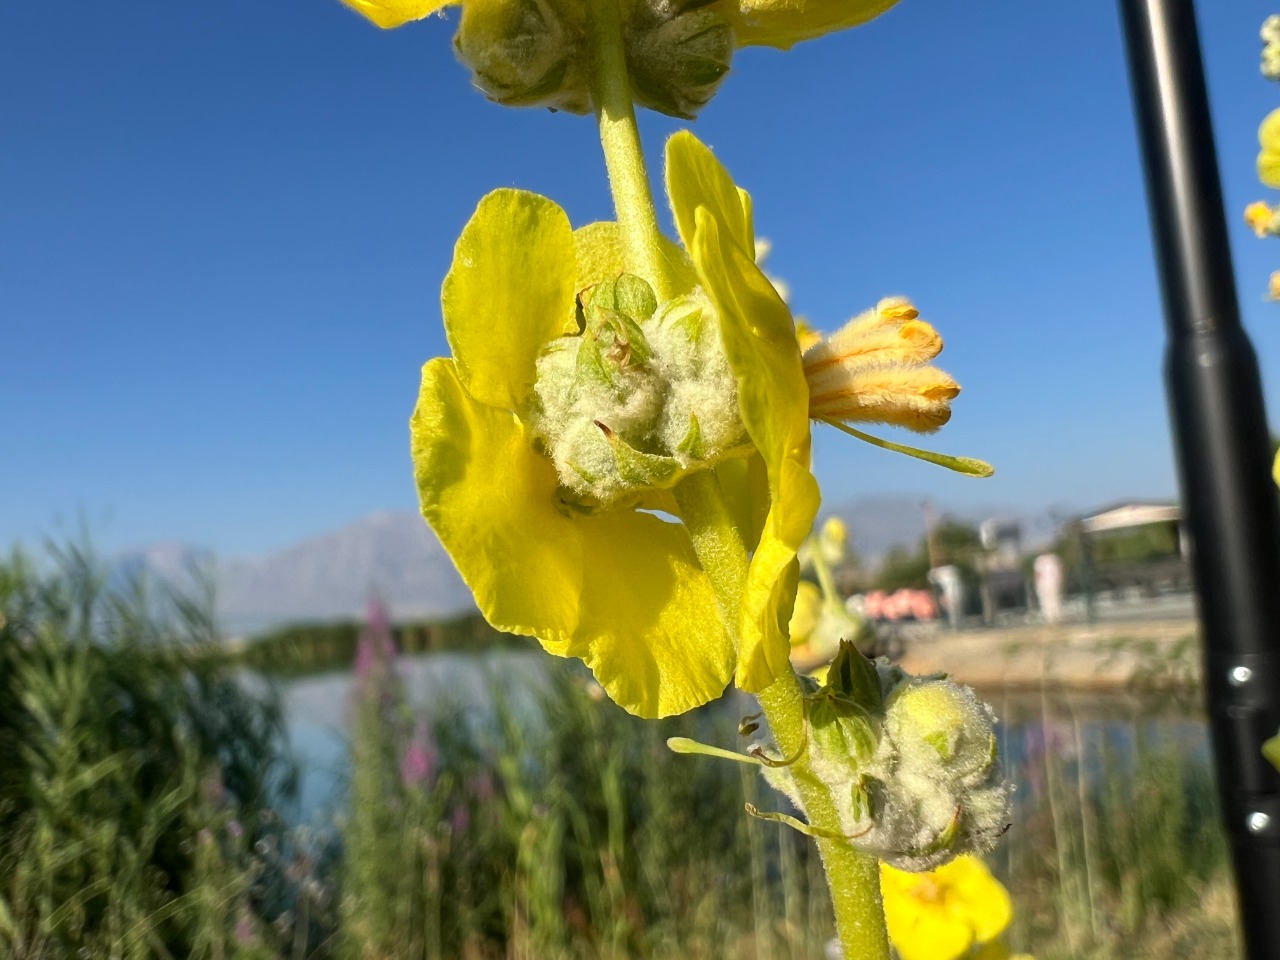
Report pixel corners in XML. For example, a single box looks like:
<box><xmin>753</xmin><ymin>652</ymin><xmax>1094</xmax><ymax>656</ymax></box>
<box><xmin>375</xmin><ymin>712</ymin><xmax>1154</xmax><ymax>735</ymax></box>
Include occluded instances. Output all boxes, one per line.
<box><xmin>885</xmin><ymin>680</ymin><xmax>997</xmax><ymax>785</ymax></box>
<box><xmin>455</xmin><ymin>0</ymin><xmax>591</xmax><ymax>113</ymax></box>
<box><xmin>531</xmin><ymin>275</ymin><xmax>748</xmax><ymax>504</ymax></box>
<box><xmin>625</xmin><ymin>3</ymin><xmax>735</xmax><ymax>119</ymax></box>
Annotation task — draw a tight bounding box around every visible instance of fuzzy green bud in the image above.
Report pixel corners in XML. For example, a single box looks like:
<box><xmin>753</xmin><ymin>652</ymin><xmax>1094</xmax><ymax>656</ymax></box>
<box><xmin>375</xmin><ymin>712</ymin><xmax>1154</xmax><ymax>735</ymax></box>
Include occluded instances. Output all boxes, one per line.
<box><xmin>759</xmin><ymin>651</ymin><xmax>1009</xmax><ymax>872</ymax></box>
<box><xmin>455</xmin><ymin>0</ymin><xmax>591</xmax><ymax>113</ymax></box>
<box><xmin>531</xmin><ymin>275</ymin><xmax>749</xmax><ymax>505</ymax></box>
<box><xmin>626</xmin><ymin>3</ymin><xmax>735</xmax><ymax>119</ymax></box>
<box><xmin>452</xmin><ymin>0</ymin><xmax>735</xmax><ymax>118</ymax></box>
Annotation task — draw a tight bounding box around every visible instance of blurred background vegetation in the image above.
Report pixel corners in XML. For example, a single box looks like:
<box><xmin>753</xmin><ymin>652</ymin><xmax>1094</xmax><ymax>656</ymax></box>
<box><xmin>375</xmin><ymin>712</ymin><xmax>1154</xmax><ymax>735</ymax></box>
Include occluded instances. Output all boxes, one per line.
<box><xmin>0</xmin><ymin>544</ymin><xmax>1238</xmax><ymax>959</ymax></box>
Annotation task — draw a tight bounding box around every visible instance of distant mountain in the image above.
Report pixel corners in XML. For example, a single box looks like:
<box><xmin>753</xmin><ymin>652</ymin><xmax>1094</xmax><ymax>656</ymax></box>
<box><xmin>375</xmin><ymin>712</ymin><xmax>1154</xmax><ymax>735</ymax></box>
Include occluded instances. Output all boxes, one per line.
<box><xmin>116</xmin><ymin>512</ymin><xmax>474</xmax><ymax>637</ymax></box>
<box><xmin>215</xmin><ymin>511</ymin><xmax>473</xmax><ymax>635</ymax></box>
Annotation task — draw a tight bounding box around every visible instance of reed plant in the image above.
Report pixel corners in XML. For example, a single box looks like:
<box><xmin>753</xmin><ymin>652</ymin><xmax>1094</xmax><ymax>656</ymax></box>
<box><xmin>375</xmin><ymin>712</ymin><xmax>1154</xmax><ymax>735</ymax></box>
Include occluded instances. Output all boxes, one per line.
<box><xmin>0</xmin><ymin>545</ymin><xmax>299</xmax><ymax>959</ymax></box>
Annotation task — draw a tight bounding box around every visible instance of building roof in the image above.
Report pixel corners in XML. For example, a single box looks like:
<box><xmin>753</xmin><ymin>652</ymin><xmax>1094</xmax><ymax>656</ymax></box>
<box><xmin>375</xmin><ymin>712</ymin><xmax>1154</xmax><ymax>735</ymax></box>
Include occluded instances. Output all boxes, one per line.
<box><xmin>1078</xmin><ymin>500</ymin><xmax>1181</xmax><ymax>534</ymax></box>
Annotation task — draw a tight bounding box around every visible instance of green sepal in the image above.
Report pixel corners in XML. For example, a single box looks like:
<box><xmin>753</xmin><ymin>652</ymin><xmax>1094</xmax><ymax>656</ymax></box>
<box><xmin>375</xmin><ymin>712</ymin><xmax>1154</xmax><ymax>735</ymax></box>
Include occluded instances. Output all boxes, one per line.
<box><xmin>819</xmin><ymin>419</ymin><xmax>996</xmax><ymax>478</ymax></box>
<box><xmin>924</xmin><ymin>729</ymin><xmax>954</xmax><ymax>761</ymax></box>
<box><xmin>667</xmin><ymin>737</ymin><xmax>762</xmax><ymax>766</ymax></box>
<box><xmin>584</xmin><ymin>279</ymin><xmax>657</xmax><ymax>369</ymax></box>
<box><xmin>677</xmin><ymin>414</ymin><xmax>706</xmax><ymax>459</ymax></box>
<box><xmin>590</xmin><ymin>274</ymin><xmax>658</xmax><ymax>322</ymax></box>
<box><xmin>809</xmin><ymin>694</ymin><xmax>878</xmax><ymax>768</ymax></box>
<box><xmin>825</xmin><ymin>639</ymin><xmax>883</xmax><ymax>711</ymax></box>
<box><xmin>744</xmin><ymin>803</ymin><xmax>845</xmax><ymax>840</ymax></box>
<box><xmin>598</xmin><ymin>424</ymin><xmax>683</xmax><ymax>488</ymax></box>
<box><xmin>654</xmin><ymin>294</ymin><xmax>705</xmax><ymax>344</ymax></box>
<box><xmin>916</xmin><ymin>803</ymin><xmax>963</xmax><ymax>857</ymax></box>
<box><xmin>850</xmin><ymin>775</ymin><xmax>874</xmax><ymax>825</ymax></box>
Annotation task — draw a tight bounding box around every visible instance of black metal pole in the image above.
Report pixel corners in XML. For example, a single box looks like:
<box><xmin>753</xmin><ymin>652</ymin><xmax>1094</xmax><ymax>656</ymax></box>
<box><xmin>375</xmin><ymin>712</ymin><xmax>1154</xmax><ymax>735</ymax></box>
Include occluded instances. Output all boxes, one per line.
<box><xmin>1117</xmin><ymin>1</ymin><xmax>1280</xmax><ymax>955</ymax></box>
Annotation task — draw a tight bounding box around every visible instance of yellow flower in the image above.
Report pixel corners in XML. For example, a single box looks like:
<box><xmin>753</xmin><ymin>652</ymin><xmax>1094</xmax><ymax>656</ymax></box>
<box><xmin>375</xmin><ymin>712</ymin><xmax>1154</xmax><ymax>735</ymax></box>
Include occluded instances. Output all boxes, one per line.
<box><xmin>788</xmin><ymin>580</ymin><xmax>823</xmax><ymax>647</ymax></box>
<box><xmin>412</xmin><ymin>131</ymin><xmax>979</xmax><ymax>716</ymax></box>
<box><xmin>881</xmin><ymin>855</ymin><xmax>1013</xmax><ymax>960</ymax></box>
<box><xmin>338</xmin><ymin>0</ymin><xmax>447</xmax><ymax>29</ymax></box>
<box><xmin>722</xmin><ymin>0</ymin><xmax>902</xmax><ymax>49</ymax></box>
<box><xmin>1259</xmin><ymin>108</ymin><xmax>1280</xmax><ymax>189</ymax></box>
<box><xmin>410</xmin><ymin>189</ymin><xmax>738</xmax><ymax>719</ymax></box>
<box><xmin>1246</xmin><ymin>201</ymin><xmax>1275</xmax><ymax>237</ymax></box>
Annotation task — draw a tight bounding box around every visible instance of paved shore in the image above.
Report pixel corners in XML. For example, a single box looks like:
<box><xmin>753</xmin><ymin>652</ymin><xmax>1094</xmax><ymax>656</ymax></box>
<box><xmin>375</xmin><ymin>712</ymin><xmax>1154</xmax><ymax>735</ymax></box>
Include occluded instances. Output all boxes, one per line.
<box><xmin>895</xmin><ymin>618</ymin><xmax>1201</xmax><ymax>693</ymax></box>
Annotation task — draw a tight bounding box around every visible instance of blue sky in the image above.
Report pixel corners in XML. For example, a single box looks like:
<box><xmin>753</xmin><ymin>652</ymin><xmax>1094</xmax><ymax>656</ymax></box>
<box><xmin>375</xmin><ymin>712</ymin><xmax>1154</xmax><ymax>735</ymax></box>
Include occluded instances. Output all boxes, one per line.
<box><xmin>5</xmin><ymin>0</ymin><xmax>1280</xmax><ymax>557</ymax></box>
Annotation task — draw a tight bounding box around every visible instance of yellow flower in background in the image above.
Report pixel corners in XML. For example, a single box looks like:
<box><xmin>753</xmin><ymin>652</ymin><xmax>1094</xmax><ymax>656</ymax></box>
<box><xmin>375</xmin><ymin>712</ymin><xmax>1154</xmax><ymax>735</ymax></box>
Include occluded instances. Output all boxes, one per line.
<box><xmin>881</xmin><ymin>855</ymin><xmax>1012</xmax><ymax>960</ymax></box>
<box><xmin>1246</xmin><ymin>200</ymin><xmax>1275</xmax><ymax>237</ymax></box>
<box><xmin>1259</xmin><ymin>108</ymin><xmax>1280</xmax><ymax>189</ymax></box>
<box><xmin>788</xmin><ymin>580</ymin><xmax>823</xmax><ymax>647</ymax></box>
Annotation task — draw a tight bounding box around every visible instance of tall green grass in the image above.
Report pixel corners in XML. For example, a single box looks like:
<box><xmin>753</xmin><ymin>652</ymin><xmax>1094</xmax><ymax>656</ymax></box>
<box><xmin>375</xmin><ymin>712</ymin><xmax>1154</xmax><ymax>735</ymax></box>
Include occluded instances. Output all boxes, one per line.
<box><xmin>0</xmin><ymin>545</ymin><xmax>298</xmax><ymax>959</ymax></box>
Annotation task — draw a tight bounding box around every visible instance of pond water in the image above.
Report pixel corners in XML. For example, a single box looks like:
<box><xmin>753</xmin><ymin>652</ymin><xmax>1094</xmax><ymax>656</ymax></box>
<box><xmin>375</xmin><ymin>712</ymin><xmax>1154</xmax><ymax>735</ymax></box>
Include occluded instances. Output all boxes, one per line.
<box><xmin>275</xmin><ymin>650</ymin><xmax>1219</xmax><ymax>831</ymax></box>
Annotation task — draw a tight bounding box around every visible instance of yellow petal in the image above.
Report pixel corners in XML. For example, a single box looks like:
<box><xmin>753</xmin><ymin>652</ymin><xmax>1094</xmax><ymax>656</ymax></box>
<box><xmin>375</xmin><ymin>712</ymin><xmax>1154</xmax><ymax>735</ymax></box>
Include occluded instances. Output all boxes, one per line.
<box><xmin>572</xmin><ymin>220</ymin><xmax>698</xmax><ymax>293</ymax></box>
<box><xmin>1259</xmin><ymin>109</ymin><xmax>1280</xmax><ymax>189</ymax></box>
<box><xmin>666</xmin><ymin>131</ymin><xmax>756</xmax><ymax>262</ymax></box>
<box><xmin>338</xmin><ymin>0</ymin><xmax>453</xmax><ymax>29</ymax></box>
<box><xmin>883</xmin><ymin>894</ymin><xmax>973</xmax><ymax>960</ymax></box>
<box><xmin>689</xmin><ymin>205</ymin><xmax>819</xmax><ymax>692</ymax></box>
<box><xmin>788</xmin><ymin>580</ymin><xmax>823</xmax><ymax>645</ymax></box>
<box><xmin>939</xmin><ymin>856</ymin><xmax>1013</xmax><ymax>943</ymax></box>
<box><xmin>411</xmin><ymin>358</ymin><xmax>735</xmax><ymax>718</ymax></box>
<box><xmin>442</xmin><ymin>189</ymin><xmax>579</xmax><ymax>412</ymax></box>
<box><xmin>722</xmin><ymin>0</ymin><xmax>902</xmax><ymax>50</ymax></box>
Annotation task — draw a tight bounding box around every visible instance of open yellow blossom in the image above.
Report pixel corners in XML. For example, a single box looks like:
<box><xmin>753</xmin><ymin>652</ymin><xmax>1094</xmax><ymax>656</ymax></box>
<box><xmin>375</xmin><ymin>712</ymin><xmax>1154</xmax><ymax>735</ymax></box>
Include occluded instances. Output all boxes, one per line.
<box><xmin>1260</xmin><ymin>108</ymin><xmax>1280</xmax><ymax>189</ymax></box>
<box><xmin>412</xmin><ymin>131</ymin><xmax>984</xmax><ymax>717</ymax></box>
<box><xmin>411</xmin><ymin>189</ymin><xmax>738</xmax><ymax>719</ymax></box>
<box><xmin>412</xmin><ymin>131</ymin><xmax>823</xmax><ymax>715</ymax></box>
<box><xmin>665</xmin><ymin>132</ymin><xmax>988</xmax><ymax>688</ymax></box>
<box><xmin>881</xmin><ymin>855</ymin><xmax>1013</xmax><ymax>960</ymax></box>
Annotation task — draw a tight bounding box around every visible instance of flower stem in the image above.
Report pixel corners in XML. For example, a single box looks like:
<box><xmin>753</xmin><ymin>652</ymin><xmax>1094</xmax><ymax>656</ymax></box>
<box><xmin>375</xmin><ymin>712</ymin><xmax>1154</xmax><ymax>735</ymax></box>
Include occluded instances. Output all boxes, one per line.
<box><xmin>587</xmin><ymin>0</ymin><xmax>674</xmax><ymax>300</ymax></box>
<box><xmin>672</xmin><ymin>471</ymin><xmax>891</xmax><ymax>960</ymax></box>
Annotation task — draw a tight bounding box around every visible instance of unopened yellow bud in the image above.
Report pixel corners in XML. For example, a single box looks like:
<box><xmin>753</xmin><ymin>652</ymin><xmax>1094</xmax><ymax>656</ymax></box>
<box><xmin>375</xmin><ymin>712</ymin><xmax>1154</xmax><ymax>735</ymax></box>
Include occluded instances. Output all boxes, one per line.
<box><xmin>1270</xmin><ymin>271</ymin><xmax>1280</xmax><ymax>302</ymax></box>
